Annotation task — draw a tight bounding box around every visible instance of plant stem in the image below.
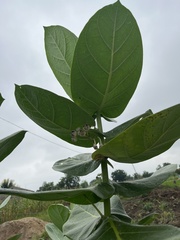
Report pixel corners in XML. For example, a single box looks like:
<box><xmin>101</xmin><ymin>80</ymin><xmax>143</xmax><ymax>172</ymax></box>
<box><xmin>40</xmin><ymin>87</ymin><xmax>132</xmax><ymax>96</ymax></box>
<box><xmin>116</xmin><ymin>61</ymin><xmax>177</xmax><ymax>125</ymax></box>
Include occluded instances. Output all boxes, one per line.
<box><xmin>96</xmin><ymin>113</ymin><xmax>111</xmax><ymax>217</ymax></box>
<box><xmin>101</xmin><ymin>161</ymin><xmax>111</xmax><ymax>216</ymax></box>
<box><xmin>109</xmin><ymin>218</ymin><xmax>122</xmax><ymax>240</ymax></box>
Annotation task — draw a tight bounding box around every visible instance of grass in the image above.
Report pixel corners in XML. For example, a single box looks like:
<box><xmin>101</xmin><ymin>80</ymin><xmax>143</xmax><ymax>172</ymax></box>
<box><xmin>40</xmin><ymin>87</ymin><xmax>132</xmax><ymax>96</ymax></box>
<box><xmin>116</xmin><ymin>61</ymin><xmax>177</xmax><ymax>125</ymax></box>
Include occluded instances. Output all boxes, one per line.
<box><xmin>162</xmin><ymin>175</ymin><xmax>180</xmax><ymax>188</ymax></box>
<box><xmin>0</xmin><ymin>196</ymin><xmax>61</xmax><ymax>224</ymax></box>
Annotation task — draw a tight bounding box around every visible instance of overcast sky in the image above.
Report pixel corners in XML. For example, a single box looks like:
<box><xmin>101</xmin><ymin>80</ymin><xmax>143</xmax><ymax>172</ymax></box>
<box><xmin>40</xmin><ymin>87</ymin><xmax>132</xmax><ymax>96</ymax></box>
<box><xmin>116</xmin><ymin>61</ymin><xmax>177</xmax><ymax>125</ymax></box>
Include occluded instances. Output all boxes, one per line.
<box><xmin>0</xmin><ymin>0</ymin><xmax>180</xmax><ymax>191</ymax></box>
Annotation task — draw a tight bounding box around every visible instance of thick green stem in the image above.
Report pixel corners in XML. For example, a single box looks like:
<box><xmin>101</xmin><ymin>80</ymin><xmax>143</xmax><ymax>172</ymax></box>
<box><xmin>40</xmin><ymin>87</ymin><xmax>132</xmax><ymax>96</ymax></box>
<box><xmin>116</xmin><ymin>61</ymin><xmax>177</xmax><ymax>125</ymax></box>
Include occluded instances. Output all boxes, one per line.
<box><xmin>96</xmin><ymin>113</ymin><xmax>111</xmax><ymax>217</ymax></box>
<box><xmin>101</xmin><ymin>161</ymin><xmax>111</xmax><ymax>216</ymax></box>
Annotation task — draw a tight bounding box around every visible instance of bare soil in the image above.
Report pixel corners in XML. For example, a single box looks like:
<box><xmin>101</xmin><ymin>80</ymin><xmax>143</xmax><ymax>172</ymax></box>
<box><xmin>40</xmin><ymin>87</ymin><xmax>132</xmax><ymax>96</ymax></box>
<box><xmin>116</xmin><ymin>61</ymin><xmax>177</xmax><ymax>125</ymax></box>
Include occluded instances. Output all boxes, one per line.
<box><xmin>0</xmin><ymin>217</ymin><xmax>47</xmax><ymax>240</ymax></box>
<box><xmin>122</xmin><ymin>187</ymin><xmax>180</xmax><ymax>227</ymax></box>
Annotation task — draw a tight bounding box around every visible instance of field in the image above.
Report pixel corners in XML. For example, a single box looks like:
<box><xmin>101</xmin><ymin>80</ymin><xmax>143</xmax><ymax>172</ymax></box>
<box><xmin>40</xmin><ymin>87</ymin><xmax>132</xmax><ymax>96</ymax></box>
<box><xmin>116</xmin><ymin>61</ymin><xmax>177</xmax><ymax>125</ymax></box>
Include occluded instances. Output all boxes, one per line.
<box><xmin>0</xmin><ymin>197</ymin><xmax>60</xmax><ymax>224</ymax></box>
<box><xmin>123</xmin><ymin>177</ymin><xmax>180</xmax><ymax>227</ymax></box>
<box><xmin>0</xmin><ymin>177</ymin><xmax>179</xmax><ymax>230</ymax></box>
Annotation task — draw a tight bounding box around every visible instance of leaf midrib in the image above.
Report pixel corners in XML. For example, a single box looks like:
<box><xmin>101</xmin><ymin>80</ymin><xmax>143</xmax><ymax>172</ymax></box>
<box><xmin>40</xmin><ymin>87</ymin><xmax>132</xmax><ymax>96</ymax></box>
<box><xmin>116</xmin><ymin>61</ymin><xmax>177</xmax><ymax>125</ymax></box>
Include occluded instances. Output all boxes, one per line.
<box><xmin>98</xmin><ymin>7</ymin><xmax>118</xmax><ymax>114</ymax></box>
<box><xmin>49</xmin><ymin>29</ymin><xmax>71</xmax><ymax>72</ymax></box>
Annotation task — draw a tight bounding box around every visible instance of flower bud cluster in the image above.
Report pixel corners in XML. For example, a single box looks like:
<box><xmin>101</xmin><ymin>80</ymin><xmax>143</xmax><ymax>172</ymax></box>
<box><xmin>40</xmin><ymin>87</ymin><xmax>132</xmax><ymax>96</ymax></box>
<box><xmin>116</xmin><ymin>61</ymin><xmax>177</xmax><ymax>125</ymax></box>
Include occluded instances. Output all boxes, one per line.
<box><xmin>71</xmin><ymin>124</ymin><xmax>91</xmax><ymax>142</ymax></box>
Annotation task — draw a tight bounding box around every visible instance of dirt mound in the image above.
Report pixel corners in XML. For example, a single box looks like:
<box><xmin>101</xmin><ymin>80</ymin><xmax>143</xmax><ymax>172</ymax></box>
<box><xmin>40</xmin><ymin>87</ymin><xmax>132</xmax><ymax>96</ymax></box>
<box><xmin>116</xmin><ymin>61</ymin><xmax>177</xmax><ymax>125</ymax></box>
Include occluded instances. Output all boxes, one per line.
<box><xmin>0</xmin><ymin>217</ymin><xmax>47</xmax><ymax>240</ymax></box>
<box><xmin>123</xmin><ymin>187</ymin><xmax>180</xmax><ymax>227</ymax></box>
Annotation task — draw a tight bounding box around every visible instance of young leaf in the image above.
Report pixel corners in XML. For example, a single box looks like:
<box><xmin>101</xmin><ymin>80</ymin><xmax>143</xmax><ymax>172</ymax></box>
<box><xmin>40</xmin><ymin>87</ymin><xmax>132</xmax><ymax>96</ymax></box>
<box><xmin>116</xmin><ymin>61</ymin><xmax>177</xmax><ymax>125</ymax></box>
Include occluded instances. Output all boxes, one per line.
<box><xmin>48</xmin><ymin>204</ymin><xmax>70</xmax><ymax>231</ymax></box>
<box><xmin>0</xmin><ymin>93</ymin><xmax>4</xmax><ymax>106</ymax></box>
<box><xmin>93</xmin><ymin>104</ymin><xmax>180</xmax><ymax>163</ymax></box>
<box><xmin>113</xmin><ymin>164</ymin><xmax>177</xmax><ymax>197</ymax></box>
<box><xmin>45</xmin><ymin>223</ymin><xmax>69</xmax><ymax>240</ymax></box>
<box><xmin>44</xmin><ymin>26</ymin><xmax>77</xmax><ymax>98</ymax></box>
<box><xmin>15</xmin><ymin>85</ymin><xmax>95</xmax><ymax>147</ymax></box>
<box><xmin>71</xmin><ymin>1</ymin><xmax>143</xmax><ymax>118</ymax></box>
<box><xmin>53</xmin><ymin>153</ymin><xmax>101</xmax><ymax>176</ymax></box>
<box><xmin>0</xmin><ymin>131</ymin><xmax>26</xmax><ymax>162</ymax></box>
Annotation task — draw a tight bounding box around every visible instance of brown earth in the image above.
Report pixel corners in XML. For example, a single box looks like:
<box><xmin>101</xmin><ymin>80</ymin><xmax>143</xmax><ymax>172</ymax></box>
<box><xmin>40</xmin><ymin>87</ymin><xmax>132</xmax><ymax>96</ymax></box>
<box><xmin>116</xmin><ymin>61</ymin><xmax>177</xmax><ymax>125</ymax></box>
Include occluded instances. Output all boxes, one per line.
<box><xmin>0</xmin><ymin>217</ymin><xmax>47</xmax><ymax>240</ymax></box>
<box><xmin>123</xmin><ymin>187</ymin><xmax>180</xmax><ymax>227</ymax></box>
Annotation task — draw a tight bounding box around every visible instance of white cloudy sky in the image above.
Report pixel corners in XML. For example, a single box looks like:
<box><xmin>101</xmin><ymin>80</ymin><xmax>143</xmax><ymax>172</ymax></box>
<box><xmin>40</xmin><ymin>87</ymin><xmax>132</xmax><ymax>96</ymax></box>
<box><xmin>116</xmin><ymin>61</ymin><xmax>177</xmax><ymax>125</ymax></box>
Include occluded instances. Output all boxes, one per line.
<box><xmin>0</xmin><ymin>0</ymin><xmax>180</xmax><ymax>191</ymax></box>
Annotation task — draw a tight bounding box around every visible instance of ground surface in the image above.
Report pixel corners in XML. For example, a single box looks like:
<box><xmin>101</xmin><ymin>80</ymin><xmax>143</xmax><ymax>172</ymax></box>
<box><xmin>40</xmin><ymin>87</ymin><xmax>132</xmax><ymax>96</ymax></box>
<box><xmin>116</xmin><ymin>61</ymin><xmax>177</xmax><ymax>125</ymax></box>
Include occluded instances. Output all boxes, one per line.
<box><xmin>123</xmin><ymin>187</ymin><xmax>180</xmax><ymax>227</ymax></box>
<box><xmin>0</xmin><ymin>217</ymin><xmax>47</xmax><ymax>240</ymax></box>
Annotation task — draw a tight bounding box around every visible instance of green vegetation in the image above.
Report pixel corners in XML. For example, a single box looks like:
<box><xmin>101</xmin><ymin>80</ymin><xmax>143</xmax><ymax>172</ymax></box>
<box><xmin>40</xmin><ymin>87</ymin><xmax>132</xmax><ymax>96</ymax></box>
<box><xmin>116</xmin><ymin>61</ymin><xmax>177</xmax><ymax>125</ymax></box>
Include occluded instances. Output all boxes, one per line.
<box><xmin>162</xmin><ymin>175</ymin><xmax>180</xmax><ymax>188</ymax></box>
<box><xmin>0</xmin><ymin>197</ymin><xmax>60</xmax><ymax>224</ymax></box>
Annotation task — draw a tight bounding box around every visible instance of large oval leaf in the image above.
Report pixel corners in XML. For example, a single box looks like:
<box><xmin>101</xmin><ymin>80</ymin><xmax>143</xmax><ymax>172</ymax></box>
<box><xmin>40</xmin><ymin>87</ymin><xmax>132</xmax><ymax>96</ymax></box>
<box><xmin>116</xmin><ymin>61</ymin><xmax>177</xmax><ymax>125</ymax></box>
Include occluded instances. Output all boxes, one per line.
<box><xmin>0</xmin><ymin>183</ymin><xmax>113</xmax><ymax>205</ymax></box>
<box><xmin>86</xmin><ymin>217</ymin><xmax>180</xmax><ymax>240</ymax></box>
<box><xmin>63</xmin><ymin>195</ymin><xmax>131</xmax><ymax>240</ymax></box>
<box><xmin>104</xmin><ymin>109</ymin><xmax>153</xmax><ymax>142</ymax></box>
<box><xmin>113</xmin><ymin>164</ymin><xmax>177</xmax><ymax>197</ymax></box>
<box><xmin>53</xmin><ymin>153</ymin><xmax>101</xmax><ymax>176</ymax></box>
<box><xmin>63</xmin><ymin>204</ymin><xmax>102</xmax><ymax>240</ymax></box>
<box><xmin>0</xmin><ymin>131</ymin><xmax>26</xmax><ymax>162</ymax></box>
<box><xmin>44</xmin><ymin>26</ymin><xmax>77</xmax><ymax>98</ymax></box>
<box><xmin>93</xmin><ymin>104</ymin><xmax>180</xmax><ymax>163</ymax></box>
<box><xmin>15</xmin><ymin>85</ymin><xmax>95</xmax><ymax>147</ymax></box>
<box><xmin>71</xmin><ymin>1</ymin><xmax>143</xmax><ymax>118</ymax></box>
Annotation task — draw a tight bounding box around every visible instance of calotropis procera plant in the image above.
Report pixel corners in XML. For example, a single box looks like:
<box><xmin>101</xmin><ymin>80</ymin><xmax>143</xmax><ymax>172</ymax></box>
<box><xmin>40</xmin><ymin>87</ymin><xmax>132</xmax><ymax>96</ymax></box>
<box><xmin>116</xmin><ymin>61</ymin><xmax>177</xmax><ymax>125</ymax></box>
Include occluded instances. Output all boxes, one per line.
<box><xmin>0</xmin><ymin>1</ymin><xmax>180</xmax><ymax>239</ymax></box>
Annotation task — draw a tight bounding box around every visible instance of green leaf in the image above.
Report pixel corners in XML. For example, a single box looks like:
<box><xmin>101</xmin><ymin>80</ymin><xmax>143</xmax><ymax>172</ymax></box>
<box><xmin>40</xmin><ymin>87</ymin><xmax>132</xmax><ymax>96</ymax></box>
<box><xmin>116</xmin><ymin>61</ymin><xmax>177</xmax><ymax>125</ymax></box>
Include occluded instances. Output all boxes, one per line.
<box><xmin>0</xmin><ymin>93</ymin><xmax>4</xmax><ymax>106</ymax></box>
<box><xmin>71</xmin><ymin>1</ymin><xmax>143</xmax><ymax>118</ymax></box>
<box><xmin>44</xmin><ymin>26</ymin><xmax>77</xmax><ymax>98</ymax></box>
<box><xmin>0</xmin><ymin>131</ymin><xmax>26</xmax><ymax>162</ymax></box>
<box><xmin>110</xmin><ymin>195</ymin><xmax>131</xmax><ymax>223</ymax></box>
<box><xmin>15</xmin><ymin>85</ymin><xmax>95</xmax><ymax>147</ymax></box>
<box><xmin>7</xmin><ymin>234</ymin><xmax>22</xmax><ymax>240</ymax></box>
<box><xmin>0</xmin><ymin>195</ymin><xmax>11</xmax><ymax>209</ymax></box>
<box><xmin>53</xmin><ymin>153</ymin><xmax>101</xmax><ymax>176</ymax></box>
<box><xmin>93</xmin><ymin>104</ymin><xmax>180</xmax><ymax>163</ymax></box>
<box><xmin>104</xmin><ymin>109</ymin><xmax>153</xmax><ymax>141</ymax></box>
<box><xmin>86</xmin><ymin>217</ymin><xmax>180</xmax><ymax>240</ymax></box>
<box><xmin>113</xmin><ymin>164</ymin><xmax>177</xmax><ymax>197</ymax></box>
<box><xmin>63</xmin><ymin>204</ymin><xmax>102</xmax><ymax>240</ymax></box>
<box><xmin>63</xmin><ymin>195</ymin><xmax>130</xmax><ymax>240</ymax></box>
<box><xmin>48</xmin><ymin>204</ymin><xmax>70</xmax><ymax>231</ymax></box>
<box><xmin>92</xmin><ymin>183</ymin><xmax>115</xmax><ymax>199</ymax></box>
<box><xmin>0</xmin><ymin>183</ymin><xmax>113</xmax><ymax>204</ymax></box>
<box><xmin>45</xmin><ymin>223</ymin><xmax>69</xmax><ymax>240</ymax></box>
<box><xmin>138</xmin><ymin>213</ymin><xmax>159</xmax><ymax>225</ymax></box>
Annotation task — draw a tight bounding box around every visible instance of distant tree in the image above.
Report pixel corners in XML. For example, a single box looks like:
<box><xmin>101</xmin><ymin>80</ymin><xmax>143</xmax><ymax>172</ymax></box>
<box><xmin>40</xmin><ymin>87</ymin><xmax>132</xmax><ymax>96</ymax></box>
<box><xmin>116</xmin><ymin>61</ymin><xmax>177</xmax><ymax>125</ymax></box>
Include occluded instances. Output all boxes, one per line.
<box><xmin>111</xmin><ymin>170</ymin><xmax>127</xmax><ymax>182</ymax></box>
<box><xmin>1</xmin><ymin>179</ymin><xmax>16</xmax><ymax>189</ymax></box>
<box><xmin>126</xmin><ymin>174</ymin><xmax>133</xmax><ymax>181</ymax></box>
<box><xmin>156</xmin><ymin>164</ymin><xmax>161</xmax><ymax>170</ymax></box>
<box><xmin>57</xmin><ymin>175</ymin><xmax>80</xmax><ymax>189</ymax></box>
<box><xmin>156</xmin><ymin>162</ymin><xmax>171</xmax><ymax>170</ymax></box>
<box><xmin>142</xmin><ymin>171</ymin><xmax>153</xmax><ymax>178</ymax></box>
<box><xmin>89</xmin><ymin>174</ymin><xmax>102</xmax><ymax>186</ymax></box>
<box><xmin>37</xmin><ymin>181</ymin><xmax>56</xmax><ymax>191</ymax></box>
<box><xmin>133</xmin><ymin>173</ymin><xmax>142</xmax><ymax>180</ymax></box>
<box><xmin>80</xmin><ymin>180</ymin><xmax>89</xmax><ymax>188</ymax></box>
